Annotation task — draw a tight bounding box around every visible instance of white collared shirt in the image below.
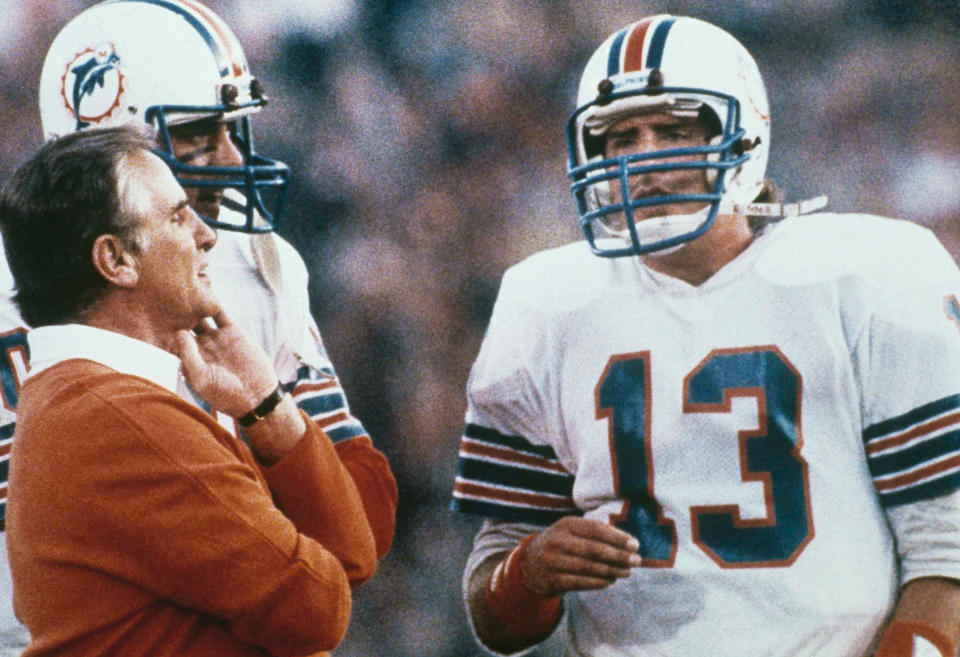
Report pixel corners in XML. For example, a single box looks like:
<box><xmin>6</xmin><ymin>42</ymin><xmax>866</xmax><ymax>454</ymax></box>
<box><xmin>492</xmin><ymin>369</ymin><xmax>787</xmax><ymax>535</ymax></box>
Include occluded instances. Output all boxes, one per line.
<box><xmin>26</xmin><ymin>324</ymin><xmax>181</xmax><ymax>395</ymax></box>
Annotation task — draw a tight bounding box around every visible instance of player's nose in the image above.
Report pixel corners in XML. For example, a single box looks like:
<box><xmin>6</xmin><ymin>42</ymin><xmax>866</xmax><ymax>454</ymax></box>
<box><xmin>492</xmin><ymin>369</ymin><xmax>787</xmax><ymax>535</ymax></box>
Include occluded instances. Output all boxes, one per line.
<box><xmin>211</xmin><ymin>128</ymin><xmax>243</xmax><ymax>168</ymax></box>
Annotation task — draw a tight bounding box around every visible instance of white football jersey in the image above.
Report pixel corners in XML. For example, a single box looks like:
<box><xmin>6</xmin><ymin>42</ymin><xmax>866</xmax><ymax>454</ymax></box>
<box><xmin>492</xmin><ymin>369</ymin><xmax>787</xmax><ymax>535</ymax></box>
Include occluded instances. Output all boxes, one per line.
<box><xmin>453</xmin><ymin>213</ymin><xmax>960</xmax><ymax>656</ymax></box>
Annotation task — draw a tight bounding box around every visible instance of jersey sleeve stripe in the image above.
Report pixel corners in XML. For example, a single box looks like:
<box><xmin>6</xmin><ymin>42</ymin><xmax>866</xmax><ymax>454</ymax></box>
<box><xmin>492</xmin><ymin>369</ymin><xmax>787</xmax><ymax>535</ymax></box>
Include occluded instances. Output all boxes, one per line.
<box><xmin>870</xmin><ymin>450</ymin><xmax>960</xmax><ymax>508</ymax></box>
<box><xmin>459</xmin><ymin>439</ymin><xmax>571</xmax><ymax>474</ymax></box>
<box><xmin>313</xmin><ymin>410</ymin><xmax>350</xmax><ymax>428</ymax></box>
<box><xmin>878</xmin><ymin>471</ymin><xmax>960</xmax><ymax>508</ymax></box>
<box><xmin>457</xmin><ymin>425</ymin><xmax>573</xmax><ymax>491</ymax></box>
<box><xmin>452</xmin><ymin>479</ymin><xmax>581</xmax><ymax>525</ymax></box>
<box><xmin>463</xmin><ymin>423</ymin><xmax>561</xmax><ymax>460</ymax></box>
<box><xmin>457</xmin><ymin>456</ymin><xmax>575</xmax><ymax>497</ymax></box>
<box><xmin>868</xmin><ymin>430</ymin><xmax>960</xmax><ymax>477</ymax></box>
<box><xmin>452</xmin><ymin>423</ymin><xmax>577</xmax><ymax>521</ymax></box>
<box><xmin>873</xmin><ymin>452</ymin><xmax>960</xmax><ymax>490</ymax></box>
<box><xmin>294</xmin><ymin>393</ymin><xmax>365</xmax><ymax>421</ymax></box>
<box><xmin>453</xmin><ymin>480</ymin><xmax>578</xmax><ymax>511</ymax></box>
<box><xmin>293</xmin><ymin>390</ymin><xmax>368</xmax><ymax>442</ymax></box>
<box><xmin>863</xmin><ymin>396</ymin><xmax>960</xmax><ymax>505</ymax></box>
<box><xmin>866</xmin><ymin>411</ymin><xmax>960</xmax><ymax>455</ymax></box>
<box><xmin>863</xmin><ymin>393</ymin><xmax>960</xmax><ymax>441</ymax></box>
<box><xmin>313</xmin><ymin>411</ymin><xmax>368</xmax><ymax>441</ymax></box>
<box><xmin>287</xmin><ymin>367</ymin><xmax>368</xmax><ymax>443</ymax></box>
<box><xmin>292</xmin><ymin>389</ymin><xmax>350</xmax><ymax>414</ymax></box>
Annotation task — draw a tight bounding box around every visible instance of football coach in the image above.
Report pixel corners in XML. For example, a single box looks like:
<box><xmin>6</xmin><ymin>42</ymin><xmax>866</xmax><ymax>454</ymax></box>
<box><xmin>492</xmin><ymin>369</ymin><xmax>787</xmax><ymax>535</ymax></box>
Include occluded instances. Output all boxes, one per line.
<box><xmin>0</xmin><ymin>124</ymin><xmax>376</xmax><ymax>657</ymax></box>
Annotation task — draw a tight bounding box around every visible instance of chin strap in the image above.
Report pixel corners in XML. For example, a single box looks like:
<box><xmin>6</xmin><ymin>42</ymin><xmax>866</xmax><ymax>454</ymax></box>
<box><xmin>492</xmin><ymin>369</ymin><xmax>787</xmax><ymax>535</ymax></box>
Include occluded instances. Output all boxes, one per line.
<box><xmin>596</xmin><ymin>194</ymin><xmax>829</xmax><ymax>256</ymax></box>
<box><xmin>729</xmin><ymin>194</ymin><xmax>829</xmax><ymax>218</ymax></box>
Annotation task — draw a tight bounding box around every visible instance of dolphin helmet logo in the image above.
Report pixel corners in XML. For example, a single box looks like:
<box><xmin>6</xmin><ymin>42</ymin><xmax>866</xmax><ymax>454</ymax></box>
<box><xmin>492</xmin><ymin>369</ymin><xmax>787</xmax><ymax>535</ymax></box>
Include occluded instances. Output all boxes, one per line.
<box><xmin>59</xmin><ymin>43</ymin><xmax>124</xmax><ymax>130</ymax></box>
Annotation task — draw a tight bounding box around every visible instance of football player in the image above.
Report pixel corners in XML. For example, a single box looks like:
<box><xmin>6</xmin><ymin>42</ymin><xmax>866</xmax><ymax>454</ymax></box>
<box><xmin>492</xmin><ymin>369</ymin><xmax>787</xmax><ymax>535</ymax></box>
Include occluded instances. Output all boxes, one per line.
<box><xmin>452</xmin><ymin>14</ymin><xmax>960</xmax><ymax>657</ymax></box>
<box><xmin>0</xmin><ymin>0</ymin><xmax>397</xmax><ymax>651</ymax></box>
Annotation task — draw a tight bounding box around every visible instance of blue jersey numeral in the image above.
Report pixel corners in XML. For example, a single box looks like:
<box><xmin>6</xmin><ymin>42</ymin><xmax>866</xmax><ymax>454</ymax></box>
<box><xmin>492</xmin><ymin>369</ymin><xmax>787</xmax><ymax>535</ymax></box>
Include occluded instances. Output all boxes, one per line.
<box><xmin>597</xmin><ymin>352</ymin><xmax>677</xmax><ymax>566</ymax></box>
<box><xmin>597</xmin><ymin>346</ymin><xmax>813</xmax><ymax>568</ymax></box>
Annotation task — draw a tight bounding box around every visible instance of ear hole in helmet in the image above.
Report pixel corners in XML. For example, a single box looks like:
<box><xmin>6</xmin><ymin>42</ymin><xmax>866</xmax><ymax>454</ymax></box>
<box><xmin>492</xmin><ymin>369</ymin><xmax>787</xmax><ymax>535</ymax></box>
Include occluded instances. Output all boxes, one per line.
<box><xmin>698</xmin><ymin>105</ymin><xmax>722</xmax><ymax>140</ymax></box>
<box><xmin>733</xmin><ymin>135</ymin><xmax>761</xmax><ymax>156</ymax></box>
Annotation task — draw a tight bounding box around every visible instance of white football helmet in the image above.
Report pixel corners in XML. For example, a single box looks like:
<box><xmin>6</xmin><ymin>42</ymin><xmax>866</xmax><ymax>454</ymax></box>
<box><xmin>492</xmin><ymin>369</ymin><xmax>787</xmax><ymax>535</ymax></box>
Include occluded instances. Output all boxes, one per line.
<box><xmin>566</xmin><ymin>15</ymin><xmax>772</xmax><ymax>257</ymax></box>
<box><xmin>39</xmin><ymin>0</ymin><xmax>288</xmax><ymax>232</ymax></box>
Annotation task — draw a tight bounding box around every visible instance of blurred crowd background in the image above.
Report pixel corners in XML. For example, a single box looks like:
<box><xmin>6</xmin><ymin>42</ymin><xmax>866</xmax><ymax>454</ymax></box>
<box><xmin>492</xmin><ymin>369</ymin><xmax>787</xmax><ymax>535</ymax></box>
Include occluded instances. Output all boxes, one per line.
<box><xmin>0</xmin><ymin>0</ymin><xmax>958</xmax><ymax>655</ymax></box>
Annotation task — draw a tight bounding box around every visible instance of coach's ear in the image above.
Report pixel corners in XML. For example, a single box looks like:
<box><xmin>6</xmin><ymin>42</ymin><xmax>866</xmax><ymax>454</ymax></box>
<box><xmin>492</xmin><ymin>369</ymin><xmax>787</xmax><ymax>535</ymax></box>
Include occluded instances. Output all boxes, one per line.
<box><xmin>91</xmin><ymin>233</ymin><xmax>139</xmax><ymax>288</ymax></box>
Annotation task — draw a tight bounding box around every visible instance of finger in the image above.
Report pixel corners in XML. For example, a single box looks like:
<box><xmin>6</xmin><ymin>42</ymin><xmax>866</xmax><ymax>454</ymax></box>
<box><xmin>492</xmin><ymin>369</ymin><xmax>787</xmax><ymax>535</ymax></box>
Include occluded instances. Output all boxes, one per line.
<box><xmin>568</xmin><ymin>518</ymin><xmax>640</xmax><ymax>548</ymax></box>
<box><xmin>524</xmin><ymin>548</ymin><xmax>630</xmax><ymax>597</ymax></box>
<box><xmin>543</xmin><ymin>551</ymin><xmax>634</xmax><ymax>580</ymax></box>
<box><xmin>551</xmin><ymin>572</ymin><xmax>625</xmax><ymax>592</ymax></box>
<box><xmin>208</xmin><ymin>305</ymin><xmax>233</xmax><ymax>330</ymax></box>
<box><xmin>173</xmin><ymin>330</ymin><xmax>207</xmax><ymax>387</ymax></box>
<box><xmin>542</xmin><ymin>524</ymin><xmax>640</xmax><ymax>567</ymax></box>
<box><xmin>556</xmin><ymin>537</ymin><xmax>641</xmax><ymax>569</ymax></box>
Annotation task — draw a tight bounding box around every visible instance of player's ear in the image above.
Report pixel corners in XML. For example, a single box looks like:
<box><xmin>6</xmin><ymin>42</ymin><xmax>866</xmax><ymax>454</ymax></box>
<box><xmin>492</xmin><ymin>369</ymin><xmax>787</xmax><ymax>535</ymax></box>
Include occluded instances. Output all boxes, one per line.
<box><xmin>91</xmin><ymin>233</ymin><xmax>139</xmax><ymax>288</ymax></box>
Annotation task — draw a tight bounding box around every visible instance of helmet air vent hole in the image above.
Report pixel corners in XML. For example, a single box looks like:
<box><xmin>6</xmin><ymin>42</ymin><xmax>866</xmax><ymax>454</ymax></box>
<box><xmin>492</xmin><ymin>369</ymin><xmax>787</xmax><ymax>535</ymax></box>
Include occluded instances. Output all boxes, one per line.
<box><xmin>734</xmin><ymin>136</ymin><xmax>761</xmax><ymax>155</ymax></box>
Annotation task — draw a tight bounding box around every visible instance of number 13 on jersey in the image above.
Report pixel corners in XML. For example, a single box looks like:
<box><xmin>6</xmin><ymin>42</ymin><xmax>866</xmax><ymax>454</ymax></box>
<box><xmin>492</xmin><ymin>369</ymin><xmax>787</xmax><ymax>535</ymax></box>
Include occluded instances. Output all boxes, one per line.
<box><xmin>596</xmin><ymin>346</ymin><xmax>814</xmax><ymax>569</ymax></box>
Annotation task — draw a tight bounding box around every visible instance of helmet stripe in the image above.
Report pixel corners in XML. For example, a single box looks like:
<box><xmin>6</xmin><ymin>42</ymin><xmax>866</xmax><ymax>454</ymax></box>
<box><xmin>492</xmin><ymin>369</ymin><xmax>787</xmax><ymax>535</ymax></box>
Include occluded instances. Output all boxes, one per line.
<box><xmin>605</xmin><ymin>27</ymin><xmax>629</xmax><ymax>78</ymax></box>
<box><xmin>644</xmin><ymin>16</ymin><xmax>677</xmax><ymax>70</ymax></box>
<box><xmin>106</xmin><ymin>0</ymin><xmax>232</xmax><ymax>78</ymax></box>
<box><xmin>180</xmin><ymin>0</ymin><xmax>246</xmax><ymax>77</ymax></box>
<box><xmin>621</xmin><ymin>17</ymin><xmax>656</xmax><ymax>73</ymax></box>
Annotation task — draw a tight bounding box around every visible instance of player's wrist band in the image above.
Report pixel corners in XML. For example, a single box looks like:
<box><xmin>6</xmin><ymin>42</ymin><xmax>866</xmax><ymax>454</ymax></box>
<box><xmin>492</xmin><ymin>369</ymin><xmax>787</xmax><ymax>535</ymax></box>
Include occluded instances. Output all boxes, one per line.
<box><xmin>874</xmin><ymin>620</ymin><xmax>956</xmax><ymax>657</ymax></box>
<box><xmin>485</xmin><ymin>533</ymin><xmax>563</xmax><ymax>637</ymax></box>
<box><xmin>238</xmin><ymin>382</ymin><xmax>286</xmax><ymax>427</ymax></box>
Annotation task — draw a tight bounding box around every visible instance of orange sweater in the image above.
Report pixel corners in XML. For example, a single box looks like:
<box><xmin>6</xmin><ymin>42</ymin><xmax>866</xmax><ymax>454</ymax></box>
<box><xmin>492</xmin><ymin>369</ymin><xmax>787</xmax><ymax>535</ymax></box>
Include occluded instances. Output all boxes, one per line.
<box><xmin>8</xmin><ymin>359</ymin><xmax>380</xmax><ymax>657</ymax></box>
